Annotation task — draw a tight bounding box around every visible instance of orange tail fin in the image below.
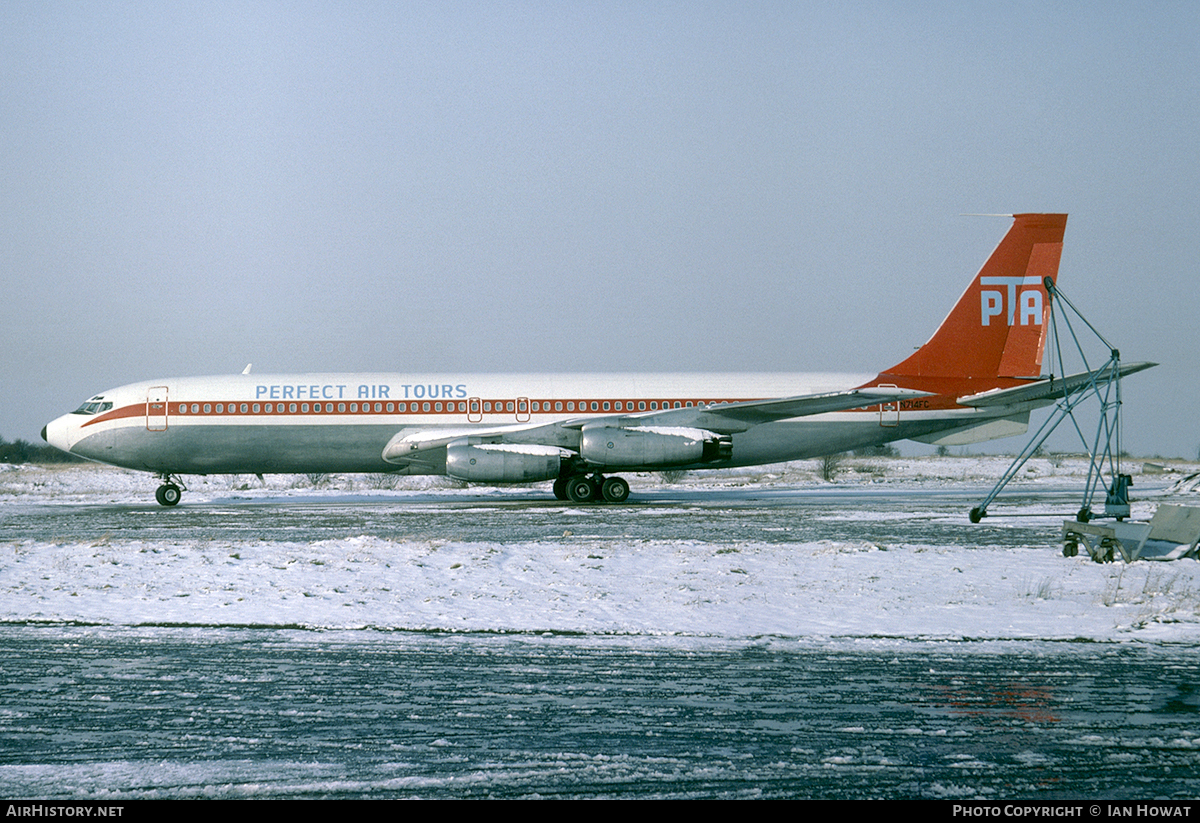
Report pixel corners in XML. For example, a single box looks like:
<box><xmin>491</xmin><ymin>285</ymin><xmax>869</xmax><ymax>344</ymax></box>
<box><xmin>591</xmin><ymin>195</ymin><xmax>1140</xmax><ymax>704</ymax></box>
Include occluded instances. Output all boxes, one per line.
<box><xmin>873</xmin><ymin>213</ymin><xmax>1067</xmax><ymax>395</ymax></box>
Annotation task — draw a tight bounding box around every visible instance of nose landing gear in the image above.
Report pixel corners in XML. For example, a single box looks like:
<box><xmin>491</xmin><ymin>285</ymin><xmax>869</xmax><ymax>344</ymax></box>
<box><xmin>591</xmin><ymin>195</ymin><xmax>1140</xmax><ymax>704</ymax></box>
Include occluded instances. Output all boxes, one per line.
<box><xmin>154</xmin><ymin>475</ymin><xmax>185</xmax><ymax>506</ymax></box>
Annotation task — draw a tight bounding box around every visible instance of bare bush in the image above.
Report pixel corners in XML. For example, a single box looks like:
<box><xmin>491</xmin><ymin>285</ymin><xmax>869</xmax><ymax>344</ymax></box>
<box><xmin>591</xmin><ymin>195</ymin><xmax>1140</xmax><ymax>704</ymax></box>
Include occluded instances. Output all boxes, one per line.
<box><xmin>820</xmin><ymin>453</ymin><xmax>844</xmax><ymax>481</ymax></box>
<box><xmin>364</xmin><ymin>473</ymin><xmax>400</xmax><ymax>490</ymax></box>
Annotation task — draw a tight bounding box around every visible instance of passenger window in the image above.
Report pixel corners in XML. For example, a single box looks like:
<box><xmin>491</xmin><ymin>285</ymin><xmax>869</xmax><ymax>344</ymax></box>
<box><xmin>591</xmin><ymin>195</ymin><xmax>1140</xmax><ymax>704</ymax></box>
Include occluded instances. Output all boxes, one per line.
<box><xmin>567</xmin><ymin>402</ymin><xmax>574</xmax><ymax>411</ymax></box>
<box><xmin>435</xmin><ymin>402</ymin><xmax>443</xmax><ymax>412</ymax></box>
<box><xmin>289</xmin><ymin>403</ymin><xmax>297</xmax><ymax>413</ymax></box>
<box><xmin>387</xmin><ymin>403</ymin><xmax>394</xmax><ymax>412</ymax></box>
<box><xmin>555</xmin><ymin>402</ymin><xmax>563</xmax><ymax>412</ymax></box>
<box><xmin>216</xmin><ymin>404</ymin><xmax>223</xmax><ymax>414</ymax></box>
<box><xmin>203</xmin><ymin>404</ymin><xmax>211</xmax><ymax>414</ymax></box>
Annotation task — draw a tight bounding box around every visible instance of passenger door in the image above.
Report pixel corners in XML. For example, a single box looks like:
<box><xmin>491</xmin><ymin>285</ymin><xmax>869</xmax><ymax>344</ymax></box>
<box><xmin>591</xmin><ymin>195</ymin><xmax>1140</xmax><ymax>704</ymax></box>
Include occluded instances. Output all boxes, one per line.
<box><xmin>146</xmin><ymin>386</ymin><xmax>169</xmax><ymax>431</ymax></box>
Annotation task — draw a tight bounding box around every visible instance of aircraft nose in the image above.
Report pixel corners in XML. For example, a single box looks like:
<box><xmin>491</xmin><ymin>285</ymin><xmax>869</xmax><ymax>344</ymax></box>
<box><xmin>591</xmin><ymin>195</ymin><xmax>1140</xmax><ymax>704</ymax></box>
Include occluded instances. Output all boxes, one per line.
<box><xmin>43</xmin><ymin>415</ymin><xmax>75</xmax><ymax>454</ymax></box>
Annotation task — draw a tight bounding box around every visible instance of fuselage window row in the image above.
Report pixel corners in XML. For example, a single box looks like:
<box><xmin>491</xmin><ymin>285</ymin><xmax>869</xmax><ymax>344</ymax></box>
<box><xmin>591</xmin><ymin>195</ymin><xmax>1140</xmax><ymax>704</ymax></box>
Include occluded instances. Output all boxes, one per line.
<box><xmin>168</xmin><ymin>398</ymin><xmax>730</xmax><ymax>417</ymax></box>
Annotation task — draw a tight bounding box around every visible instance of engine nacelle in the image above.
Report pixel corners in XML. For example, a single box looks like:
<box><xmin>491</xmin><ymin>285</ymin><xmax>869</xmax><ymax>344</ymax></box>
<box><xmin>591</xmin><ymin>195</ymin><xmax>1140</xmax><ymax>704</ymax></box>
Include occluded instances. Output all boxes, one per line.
<box><xmin>579</xmin><ymin>426</ymin><xmax>731</xmax><ymax>469</ymax></box>
<box><xmin>445</xmin><ymin>442</ymin><xmax>568</xmax><ymax>483</ymax></box>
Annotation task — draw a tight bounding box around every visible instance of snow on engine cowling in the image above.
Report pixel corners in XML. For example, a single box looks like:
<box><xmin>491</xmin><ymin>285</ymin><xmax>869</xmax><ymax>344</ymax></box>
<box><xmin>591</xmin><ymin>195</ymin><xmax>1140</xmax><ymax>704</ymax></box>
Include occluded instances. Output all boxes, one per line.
<box><xmin>445</xmin><ymin>441</ymin><xmax>570</xmax><ymax>482</ymax></box>
<box><xmin>579</xmin><ymin>426</ymin><xmax>731</xmax><ymax>469</ymax></box>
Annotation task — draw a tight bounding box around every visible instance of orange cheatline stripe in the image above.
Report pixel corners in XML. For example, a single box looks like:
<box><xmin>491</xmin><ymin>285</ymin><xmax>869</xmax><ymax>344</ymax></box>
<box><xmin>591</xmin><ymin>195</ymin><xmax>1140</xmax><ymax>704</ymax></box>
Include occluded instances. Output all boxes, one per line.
<box><xmin>82</xmin><ymin>396</ymin><xmax>781</xmax><ymax>426</ymax></box>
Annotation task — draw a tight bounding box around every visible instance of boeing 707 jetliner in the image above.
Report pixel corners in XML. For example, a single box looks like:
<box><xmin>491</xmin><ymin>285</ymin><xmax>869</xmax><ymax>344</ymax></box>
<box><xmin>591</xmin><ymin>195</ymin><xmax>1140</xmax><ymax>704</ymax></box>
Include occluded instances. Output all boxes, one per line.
<box><xmin>43</xmin><ymin>214</ymin><xmax>1152</xmax><ymax>505</ymax></box>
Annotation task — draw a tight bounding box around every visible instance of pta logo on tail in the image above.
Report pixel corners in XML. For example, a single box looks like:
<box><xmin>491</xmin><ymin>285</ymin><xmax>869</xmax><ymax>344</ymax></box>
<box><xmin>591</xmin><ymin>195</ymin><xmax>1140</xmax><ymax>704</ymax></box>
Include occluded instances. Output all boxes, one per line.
<box><xmin>980</xmin><ymin>276</ymin><xmax>1044</xmax><ymax>326</ymax></box>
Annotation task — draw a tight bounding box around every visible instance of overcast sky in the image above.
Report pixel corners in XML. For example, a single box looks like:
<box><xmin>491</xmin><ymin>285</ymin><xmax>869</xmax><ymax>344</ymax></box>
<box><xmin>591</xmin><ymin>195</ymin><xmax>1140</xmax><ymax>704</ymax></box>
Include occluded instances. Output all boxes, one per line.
<box><xmin>3</xmin><ymin>1</ymin><xmax>1197</xmax><ymax>458</ymax></box>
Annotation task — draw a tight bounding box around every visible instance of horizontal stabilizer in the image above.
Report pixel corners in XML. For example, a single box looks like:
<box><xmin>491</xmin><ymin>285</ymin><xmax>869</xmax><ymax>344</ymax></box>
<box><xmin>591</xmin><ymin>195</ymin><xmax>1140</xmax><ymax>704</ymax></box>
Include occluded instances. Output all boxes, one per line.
<box><xmin>957</xmin><ymin>362</ymin><xmax>1157</xmax><ymax>408</ymax></box>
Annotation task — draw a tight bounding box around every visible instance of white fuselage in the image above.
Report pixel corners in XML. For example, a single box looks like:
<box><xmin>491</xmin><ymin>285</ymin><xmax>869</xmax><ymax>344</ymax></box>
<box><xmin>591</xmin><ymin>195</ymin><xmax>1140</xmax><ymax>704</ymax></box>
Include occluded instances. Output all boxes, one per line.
<box><xmin>42</xmin><ymin>371</ymin><xmax>1019</xmax><ymax>477</ymax></box>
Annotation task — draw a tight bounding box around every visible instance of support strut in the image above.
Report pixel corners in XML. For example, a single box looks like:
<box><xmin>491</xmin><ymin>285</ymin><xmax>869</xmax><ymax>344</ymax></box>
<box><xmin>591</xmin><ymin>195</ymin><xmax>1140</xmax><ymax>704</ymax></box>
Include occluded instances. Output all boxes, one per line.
<box><xmin>970</xmin><ymin>278</ymin><xmax>1136</xmax><ymax>524</ymax></box>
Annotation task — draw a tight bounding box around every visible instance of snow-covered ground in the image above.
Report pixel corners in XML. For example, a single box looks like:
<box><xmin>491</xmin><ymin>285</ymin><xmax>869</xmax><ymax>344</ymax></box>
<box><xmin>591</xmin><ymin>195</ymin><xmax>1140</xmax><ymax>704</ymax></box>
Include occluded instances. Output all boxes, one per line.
<box><xmin>3</xmin><ymin>457</ymin><xmax>1199</xmax><ymax>643</ymax></box>
<box><xmin>6</xmin><ymin>454</ymin><xmax>1197</xmax><ymax>503</ymax></box>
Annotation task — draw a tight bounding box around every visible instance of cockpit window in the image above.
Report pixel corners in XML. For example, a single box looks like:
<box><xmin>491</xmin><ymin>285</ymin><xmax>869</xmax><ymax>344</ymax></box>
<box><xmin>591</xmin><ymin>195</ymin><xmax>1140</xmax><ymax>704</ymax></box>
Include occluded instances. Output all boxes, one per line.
<box><xmin>72</xmin><ymin>399</ymin><xmax>113</xmax><ymax>415</ymax></box>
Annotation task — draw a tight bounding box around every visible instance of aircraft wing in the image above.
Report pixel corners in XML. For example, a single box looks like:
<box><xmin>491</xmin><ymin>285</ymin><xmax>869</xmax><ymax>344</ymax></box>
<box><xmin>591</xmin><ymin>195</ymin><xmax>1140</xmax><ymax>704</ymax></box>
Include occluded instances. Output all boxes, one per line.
<box><xmin>381</xmin><ymin>386</ymin><xmax>930</xmax><ymax>466</ymax></box>
<box><xmin>557</xmin><ymin>387</ymin><xmax>933</xmax><ymax>433</ymax></box>
<box><xmin>957</xmin><ymin>361</ymin><xmax>1157</xmax><ymax>408</ymax></box>
<box><xmin>381</xmin><ymin>423</ymin><xmax>561</xmax><ymax>465</ymax></box>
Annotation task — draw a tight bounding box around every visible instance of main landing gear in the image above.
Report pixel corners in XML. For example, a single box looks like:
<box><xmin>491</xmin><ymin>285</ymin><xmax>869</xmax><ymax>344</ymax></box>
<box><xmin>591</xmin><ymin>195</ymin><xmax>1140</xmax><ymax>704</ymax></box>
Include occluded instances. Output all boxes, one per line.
<box><xmin>154</xmin><ymin>474</ymin><xmax>185</xmax><ymax>507</ymax></box>
<box><xmin>553</xmin><ymin>473</ymin><xmax>631</xmax><ymax>504</ymax></box>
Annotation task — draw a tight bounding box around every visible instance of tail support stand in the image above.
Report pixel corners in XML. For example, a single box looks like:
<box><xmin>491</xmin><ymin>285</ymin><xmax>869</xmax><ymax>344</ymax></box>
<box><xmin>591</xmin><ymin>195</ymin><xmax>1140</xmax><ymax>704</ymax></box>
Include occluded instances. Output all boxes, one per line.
<box><xmin>971</xmin><ymin>278</ymin><xmax>1132</xmax><ymax>524</ymax></box>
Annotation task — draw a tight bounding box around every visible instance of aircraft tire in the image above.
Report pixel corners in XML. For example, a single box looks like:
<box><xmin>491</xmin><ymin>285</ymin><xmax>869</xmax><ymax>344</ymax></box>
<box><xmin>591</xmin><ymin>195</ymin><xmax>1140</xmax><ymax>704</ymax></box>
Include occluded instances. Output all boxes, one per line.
<box><xmin>157</xmin><ymin>484</ymin><xmax>181</xmax><ymax>507</ymax></box>
<box><xmin>552</xmin><ymin>477</ymin><xmax>569</xmax><ymax>501</ymax></box>
<box><xmin>601</xmin><ymin>476</ymin><xmax>630</xmax><ymax>504</ymax></box>
<box><xmin>565</xmin><ymin>476</ymin><xmax>596</xmax><ymax>503</ymax></box>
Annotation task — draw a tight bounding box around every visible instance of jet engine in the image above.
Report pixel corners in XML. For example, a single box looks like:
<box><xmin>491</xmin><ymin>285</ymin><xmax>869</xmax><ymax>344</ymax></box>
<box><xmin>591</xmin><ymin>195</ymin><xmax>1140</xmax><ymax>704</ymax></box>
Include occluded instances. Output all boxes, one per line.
<box><xmin>445</xmin><ymin>441</ymin><xmax>570</xmax><ymax>482</ymax></box>
<box><xmin>579</xmin><ymin>426</ymin><xmax>731</xmax><ymax>469</ymax></box>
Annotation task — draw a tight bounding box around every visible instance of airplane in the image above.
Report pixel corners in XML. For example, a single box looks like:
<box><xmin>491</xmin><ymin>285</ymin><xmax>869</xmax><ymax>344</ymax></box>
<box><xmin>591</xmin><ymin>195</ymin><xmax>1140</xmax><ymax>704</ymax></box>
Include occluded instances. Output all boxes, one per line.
<box><xmin>42</xmin><ymin>213</ymin><xmax>1153</xmax><ymax>506</ymax></box>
